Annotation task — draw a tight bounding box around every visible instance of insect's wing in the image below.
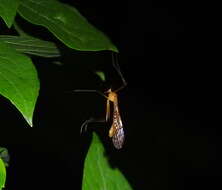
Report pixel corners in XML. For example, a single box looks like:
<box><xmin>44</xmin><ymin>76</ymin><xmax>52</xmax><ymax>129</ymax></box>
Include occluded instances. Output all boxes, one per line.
<box><xmin>111</xmin><ymin>110</ymin><xmax>124</xmax><ymax>149</ymax></box>
<box><xmin>112</xmin><ymin>125</ymin><xmax>124</xmax><ymax>149</ymax></box>
<box><xmin>109</xmin><ymin>95</ymin><xmax>125</xmax><ymax>149</ymax></box>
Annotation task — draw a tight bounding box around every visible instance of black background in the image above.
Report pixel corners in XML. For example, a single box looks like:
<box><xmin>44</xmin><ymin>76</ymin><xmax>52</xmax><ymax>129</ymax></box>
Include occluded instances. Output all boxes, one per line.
<box><xmin>0</xmin><ymin>0</ymin><xmax>220</xmax><ymax>190</ymax></box>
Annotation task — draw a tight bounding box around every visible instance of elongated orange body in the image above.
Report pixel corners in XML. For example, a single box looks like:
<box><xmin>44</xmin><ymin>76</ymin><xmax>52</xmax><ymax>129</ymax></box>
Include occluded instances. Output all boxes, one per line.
<box><xmin>106</xmin><ymin>89</ymin><xmax>124</xmax><ymax>149</ymax></box>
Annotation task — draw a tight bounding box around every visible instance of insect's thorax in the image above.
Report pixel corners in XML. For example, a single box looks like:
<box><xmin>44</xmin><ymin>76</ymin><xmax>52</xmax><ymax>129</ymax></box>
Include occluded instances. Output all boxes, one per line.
<box><xmin>107</xmin><ymin>89</ymin><xmax>118</xmax><ymax>103</ymax></box>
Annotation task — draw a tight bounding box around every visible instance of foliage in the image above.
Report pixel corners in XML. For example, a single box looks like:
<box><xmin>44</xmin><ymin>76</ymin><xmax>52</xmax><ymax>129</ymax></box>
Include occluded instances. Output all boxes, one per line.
<box><xmin>0</xmin><ymin>0</ymin><xmax>20</xmax><ymax>28</ymax></box>
<box><xmin>0</xmin><ymin>0</ymin><xmax>131</xmax><ymax>189</ymax></box>
<box><xmin>0</xmin><ymin>147</ymin><xmax>9</xmax><ymax>190</ymax></box>
<box><xmin>82</xmin><ymin>133</ymin><xmax>132</xmax><ymax>190</ymax></box>
<box><xmin>95</xmin><ymin>71</ymin><xmax>106</xmax><ymax>82</ymax></box>
<box><xmin>0</xmin><ymin>158</ymin><xmax>6</xmax><ymax>190</ymax></box>
<box><xmin>0</xmin><ymin>0</ymin><xmax>117</xmax><ymax>127</ymax></box>
<box><xmin>0</xmin><ymin>41</ymin><xmax>39</xmax><ymax>126</ymax></box>
<box><xmin>17</xmin><ymin>0</ymin><xmax>118</xmax><ymax>52</ymax></box>
<box><xmin>0</xmin><ymin>35</ymin><xmax>60</xmax><ymax>58</ymax></box>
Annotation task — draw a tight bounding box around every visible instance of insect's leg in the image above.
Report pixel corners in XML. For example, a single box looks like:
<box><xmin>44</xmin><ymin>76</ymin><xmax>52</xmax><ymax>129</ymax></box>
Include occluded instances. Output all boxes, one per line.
<box><xmin>80</xmin><ymin>118</ymin><xmax>92</xmax><ymax>134</ymax></box>
<box><xmin>106</xmin><ymin>99</ymin><xmax>110</xmax><ymax>122</ymax></box>
<box><xmin>111</xmin><ymin>53</ymin><xmax>127</xmax><ymax>92</ymax></box>
<box><xmin>80</xmin><ymin>117</ymin><xmax>106</xmax><ymax>134</ymax></box>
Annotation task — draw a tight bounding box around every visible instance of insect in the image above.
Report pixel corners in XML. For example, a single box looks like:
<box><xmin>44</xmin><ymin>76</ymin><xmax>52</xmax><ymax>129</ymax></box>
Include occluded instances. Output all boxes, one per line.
<box><xmin>106</xmin><ymin>88</ymin><xmax>125</xmax><ymax>149</ymax></box>
<box><xmin>75</xmin><ymin>53</ymin><xmax>127</xmax><ymax>149</ymax></box>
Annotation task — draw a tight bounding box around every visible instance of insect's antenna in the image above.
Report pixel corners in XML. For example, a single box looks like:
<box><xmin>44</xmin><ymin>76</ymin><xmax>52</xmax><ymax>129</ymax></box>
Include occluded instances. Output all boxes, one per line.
<box><xmin>73</xmin><ymin>89</ymin><xmax>108</xmax><ymax>99</ymax></box>
<box><xmin>111</xmin><ymin>52</ymin><xmax>127</xmax><ymax>92</ymax></box>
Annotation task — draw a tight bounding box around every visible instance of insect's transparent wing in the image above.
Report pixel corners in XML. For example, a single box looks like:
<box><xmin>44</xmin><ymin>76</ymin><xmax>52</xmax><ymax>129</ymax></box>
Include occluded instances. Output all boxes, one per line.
<box><xmin>110</xmin><ymin>100</ymin><xmax>125</xmax><ymax>149</ymax></box>
<box><xmin>112</xmin><ymin>126</ymin><xmax>124</xmax><ymax>149</ymax></box>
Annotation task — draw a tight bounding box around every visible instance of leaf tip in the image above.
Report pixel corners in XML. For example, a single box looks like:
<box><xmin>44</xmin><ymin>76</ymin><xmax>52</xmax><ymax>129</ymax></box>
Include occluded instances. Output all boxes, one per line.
<box><xmin>111</xmin><ymin>46</ymin><xmax>119</xmax><ymax>53</ymax></box>
<box><xmin>95</xmin><ymin>71</ymin><xmax>106</xmax><ymax>82</ymax></box>
<box><xmin>26</xmin><ymin>117</ymin><xmax>33</xmax><ymax>127</ymax></box>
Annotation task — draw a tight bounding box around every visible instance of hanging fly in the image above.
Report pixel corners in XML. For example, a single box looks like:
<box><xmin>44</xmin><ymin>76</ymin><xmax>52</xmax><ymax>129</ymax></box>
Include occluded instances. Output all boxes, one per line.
<box><xmin>74</xmin><ymin>53</ymin><xmax>127</xmax><ymax>149</ymax></box>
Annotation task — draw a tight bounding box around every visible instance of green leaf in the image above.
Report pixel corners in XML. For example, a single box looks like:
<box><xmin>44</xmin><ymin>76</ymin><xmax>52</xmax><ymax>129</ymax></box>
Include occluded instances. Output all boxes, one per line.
<box><xmin>0</xmin><ymin>41</ymin><xmax>40</xmax><ymax>126</ymax></box>
<box><xmin>0</xmin><ymin>158</ymin><xmax>6</xmax><ymax>190</ymax></box>
<box><xmin>0</xmin><ymin>0</ymin><xmax>20</xmax><ymax>28</ymax></box>
<box><xmin>18</xmin><ymin>0</ymin><xmax>118</xmax><ymax>52</ymax></box>
<box><xmin>0</xmin><ymin>35</ymin><xmax>61</xmax><ymax>58</ymax></box>
<box><xmin>95</xmin><ymin>71</ymin><xmax>106</xmax><ymax>82</ymax></box>
<box><xmin>82</xmin><ymin>133</ymin><xmax>133</xmax><ymax>190</ymax></box>
<box><xmin>0</xmin><ymin>147</ymin><xmax>9</xmax><ymax>167</ymax></box>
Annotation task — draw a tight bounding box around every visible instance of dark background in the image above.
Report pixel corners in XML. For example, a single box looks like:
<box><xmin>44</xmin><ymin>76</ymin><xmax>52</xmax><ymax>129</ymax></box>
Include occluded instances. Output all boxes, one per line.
<box><xmin>0</xmin><ymin>0</ymin><xmax>220</xmax><ymax>190</ymax></box>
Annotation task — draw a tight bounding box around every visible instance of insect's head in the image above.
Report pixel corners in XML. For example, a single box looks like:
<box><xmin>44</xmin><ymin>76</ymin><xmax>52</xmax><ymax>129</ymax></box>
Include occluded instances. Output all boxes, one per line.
<box><xmin>106</xmin><ymin>88</ymin><xmax>117</xmax><ymax>102</ymax></box>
